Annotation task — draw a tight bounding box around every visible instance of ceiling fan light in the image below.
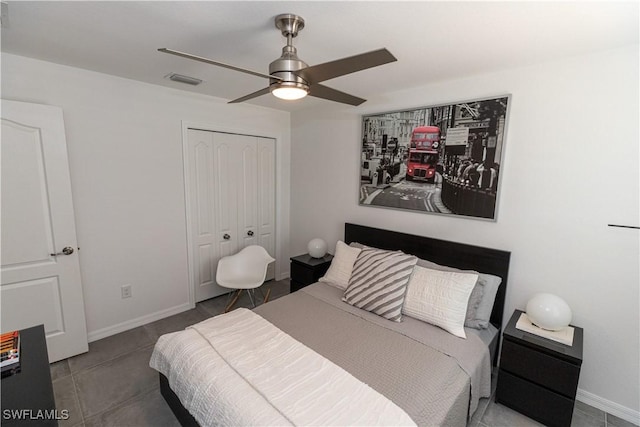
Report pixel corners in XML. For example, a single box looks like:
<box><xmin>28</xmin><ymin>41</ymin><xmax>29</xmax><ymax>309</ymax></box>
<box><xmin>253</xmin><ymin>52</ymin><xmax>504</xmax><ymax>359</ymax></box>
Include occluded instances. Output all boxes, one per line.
<box><xmin>270</xmin><ymin>82</ymin><xmax>309</xmax><ymax>100</ymax></box>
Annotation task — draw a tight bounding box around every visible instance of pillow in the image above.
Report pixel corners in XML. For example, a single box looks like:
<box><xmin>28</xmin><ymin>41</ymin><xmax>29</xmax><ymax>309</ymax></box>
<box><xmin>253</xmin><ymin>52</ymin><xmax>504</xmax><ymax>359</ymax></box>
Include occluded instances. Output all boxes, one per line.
<box><xmin>416</xmin><ymin>258</ymin><xmax>501</xmax><ymax>329</ymax></box>
<box><xmin>469</xmin><ymin>274</ymin><xmax>501</xmax><ymax>329</ymax></box>
<box><xmin>342</xmin><ymin>247</ymin><xmax>417</xmax><ymax>322</ymax></box>
<box><xmin>402</xmin><ymin>266</ymin><xmax>478</xmax><ymax>338</ymax></box>
<box><xmin>318</xmin><ymin>241</ymin><xmax>361</xmax><ymax>290</ymax></box>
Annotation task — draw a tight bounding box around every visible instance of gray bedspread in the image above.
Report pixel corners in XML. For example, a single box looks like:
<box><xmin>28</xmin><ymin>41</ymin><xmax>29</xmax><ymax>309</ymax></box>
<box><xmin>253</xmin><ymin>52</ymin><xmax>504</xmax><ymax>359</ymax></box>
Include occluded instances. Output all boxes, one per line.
<box><xmin>254</xmin><ymin>282</ymin><xmax>492</xmax><ymax>427</ymax></box>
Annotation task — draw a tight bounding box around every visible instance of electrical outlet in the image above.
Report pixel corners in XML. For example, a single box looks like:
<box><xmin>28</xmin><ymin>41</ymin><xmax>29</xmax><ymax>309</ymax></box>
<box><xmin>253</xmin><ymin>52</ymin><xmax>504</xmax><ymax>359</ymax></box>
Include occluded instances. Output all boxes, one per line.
<box><xmin>121</xmin><ymin>284</ymin><xmax>132</xmax><ymax>299</ymax></box>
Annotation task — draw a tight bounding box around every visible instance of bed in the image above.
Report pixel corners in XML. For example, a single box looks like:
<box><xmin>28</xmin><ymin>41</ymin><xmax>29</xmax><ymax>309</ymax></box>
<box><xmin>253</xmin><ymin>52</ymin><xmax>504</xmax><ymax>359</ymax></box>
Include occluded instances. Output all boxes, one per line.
<box><xmin>151</xmin><ymin>223</ymin><xmax>511</xmax><ymax>426</ymax></box>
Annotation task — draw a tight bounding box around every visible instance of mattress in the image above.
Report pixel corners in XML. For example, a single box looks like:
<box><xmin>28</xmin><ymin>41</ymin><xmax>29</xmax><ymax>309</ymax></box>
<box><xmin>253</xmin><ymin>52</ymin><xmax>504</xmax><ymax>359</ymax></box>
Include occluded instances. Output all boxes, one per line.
<box><xmin>254</xmin><ymin>283</ymin><xmax>492</xmax><ymax>426</ymax></box>
<box><xmin>152</xmin><ymin>282</ymin><xmax>493</xmax><ymax>426</ymax></box>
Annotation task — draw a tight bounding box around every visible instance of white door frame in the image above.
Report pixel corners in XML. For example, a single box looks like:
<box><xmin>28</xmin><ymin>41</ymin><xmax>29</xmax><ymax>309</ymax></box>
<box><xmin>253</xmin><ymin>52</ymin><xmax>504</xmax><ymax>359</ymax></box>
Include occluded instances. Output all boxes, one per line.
<box><xmin>181</xmin><ymin>121</ymin><xmax>280</xmax><ymax>307</ymax></box>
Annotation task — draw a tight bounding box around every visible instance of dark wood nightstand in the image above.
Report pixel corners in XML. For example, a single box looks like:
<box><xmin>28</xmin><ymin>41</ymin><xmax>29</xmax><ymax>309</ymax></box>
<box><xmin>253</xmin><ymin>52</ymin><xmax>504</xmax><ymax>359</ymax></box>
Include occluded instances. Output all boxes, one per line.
<box><xmin>496</xmin><ymin>309</ymin><xmax>584</xmax><ymax>427</ymax></box>
<box><xmin>290</xmin><ymin>254</ymin><xmax>334</xmax><ymax>293</ymax></box>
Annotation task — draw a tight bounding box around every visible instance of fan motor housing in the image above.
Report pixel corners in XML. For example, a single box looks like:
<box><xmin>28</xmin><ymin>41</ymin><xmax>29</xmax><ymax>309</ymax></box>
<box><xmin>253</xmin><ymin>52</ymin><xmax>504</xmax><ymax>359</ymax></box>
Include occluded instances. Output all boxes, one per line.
<box><xmin>269</xmin><ymin>46</ymin><xmax>309</xmax><ymax>89</ymax></box>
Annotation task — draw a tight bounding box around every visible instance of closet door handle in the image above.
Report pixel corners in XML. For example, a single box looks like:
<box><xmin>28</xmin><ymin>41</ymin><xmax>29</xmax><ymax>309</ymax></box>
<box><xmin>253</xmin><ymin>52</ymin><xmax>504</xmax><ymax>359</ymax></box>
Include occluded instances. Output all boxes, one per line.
<box><xmin>247</xmin><ymin>230</ymin><xmax>254</xmax><ymax>237</ymax></box>
<box><xmin>223</xmin><ymin>234</ymin><xmax>231</xmax><ymax>240</ymax></box>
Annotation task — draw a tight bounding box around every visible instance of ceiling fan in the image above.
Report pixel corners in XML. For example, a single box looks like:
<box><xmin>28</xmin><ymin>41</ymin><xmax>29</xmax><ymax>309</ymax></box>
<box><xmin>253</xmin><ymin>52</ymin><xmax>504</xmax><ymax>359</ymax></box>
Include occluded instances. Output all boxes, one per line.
<box><xmin>158</xmin><ymin>13</ymin><xmax>397</xmax><ymax>106</ymax></box>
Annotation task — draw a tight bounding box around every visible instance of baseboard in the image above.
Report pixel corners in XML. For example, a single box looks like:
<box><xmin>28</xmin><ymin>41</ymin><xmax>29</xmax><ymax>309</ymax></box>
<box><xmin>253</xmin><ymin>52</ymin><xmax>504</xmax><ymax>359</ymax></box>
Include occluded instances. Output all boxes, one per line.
<box><xmin>577</xmin><ymin>388</ymin><xmax>640</xmax><ymax>425</ymax></box>
<box><xmin>87</xmin><ymin>302</ymin><xmax>194</xmax><ymax>342</ymax></box>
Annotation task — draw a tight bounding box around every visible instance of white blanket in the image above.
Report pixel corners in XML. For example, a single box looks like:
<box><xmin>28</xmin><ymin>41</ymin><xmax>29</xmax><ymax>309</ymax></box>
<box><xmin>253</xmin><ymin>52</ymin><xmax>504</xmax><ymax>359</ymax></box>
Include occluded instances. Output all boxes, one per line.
<box><xmin>150</xmin><ymin>308</ymin><xmax>416</xmax><ymax>426</ymax></box>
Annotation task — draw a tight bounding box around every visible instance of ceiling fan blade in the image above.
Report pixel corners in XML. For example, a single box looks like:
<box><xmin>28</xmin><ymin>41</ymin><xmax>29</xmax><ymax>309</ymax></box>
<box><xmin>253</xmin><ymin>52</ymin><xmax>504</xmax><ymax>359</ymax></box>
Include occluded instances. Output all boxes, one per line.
<box><xmin>158</xmin><ymin>48</ymin><xmax>282</xmax><ymax>81</ymax></box>
<box><xmin>308</xmin><ymin>84</ymin><xmax>366</xmax><ymax>106</ymax></box>
<box><xmin>296</xmin><ymin>48</ymin><xmax>397</xmax><ymax>84</ymax></box>
<box><xmin>228</xmin><ymin>87</ymin><xmax>271</xmax><ymax>104</ymax></box>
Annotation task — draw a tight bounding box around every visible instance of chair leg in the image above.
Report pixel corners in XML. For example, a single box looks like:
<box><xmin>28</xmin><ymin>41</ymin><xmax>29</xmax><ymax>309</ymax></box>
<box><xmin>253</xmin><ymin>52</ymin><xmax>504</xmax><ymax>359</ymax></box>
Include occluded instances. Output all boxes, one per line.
<box><xmin>262</xmin><ymin>287</ymin><xmax>271</xmax><ymax>304</ymax></box>
<box><xmin>224</xmin><ymin>289</ymin><xmax>242</xmax><ymax>313</ymax></box>
<box><xmin>247</xmin><ymin>289</ymin><xmax>256</xmax><ymax>308</ymax></box>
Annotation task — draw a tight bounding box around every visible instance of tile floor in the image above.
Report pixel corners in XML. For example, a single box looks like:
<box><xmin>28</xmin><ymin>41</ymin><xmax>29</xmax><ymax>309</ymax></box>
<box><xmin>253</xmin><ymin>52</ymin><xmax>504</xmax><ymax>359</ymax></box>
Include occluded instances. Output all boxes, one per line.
<box><xmin>50</xmin><ymin>279</ymin><xmax>637</xmax><ymax>427</ymax></box>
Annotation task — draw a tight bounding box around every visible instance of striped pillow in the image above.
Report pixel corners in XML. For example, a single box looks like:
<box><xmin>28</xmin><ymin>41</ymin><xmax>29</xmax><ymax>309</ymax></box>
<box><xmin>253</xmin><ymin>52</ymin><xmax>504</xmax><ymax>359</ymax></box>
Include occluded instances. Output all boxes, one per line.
<box><xmin>342</xmin><ymin>248</ymin><xmax>417</xmax><ymax>322</ymax></box>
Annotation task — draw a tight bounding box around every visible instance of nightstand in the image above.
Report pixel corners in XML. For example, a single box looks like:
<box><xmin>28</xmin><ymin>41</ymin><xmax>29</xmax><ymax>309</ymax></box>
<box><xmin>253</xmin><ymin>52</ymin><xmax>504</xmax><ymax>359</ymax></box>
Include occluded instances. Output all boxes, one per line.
<box><xmin>289</xmin><ymin>254</ymin><xmax>334</xmax><ymax>293</ymax></box>
<box><xmin>496</xmin><ymin>309</ymin><xmax>584</xmax><ymax>427</ymax></box>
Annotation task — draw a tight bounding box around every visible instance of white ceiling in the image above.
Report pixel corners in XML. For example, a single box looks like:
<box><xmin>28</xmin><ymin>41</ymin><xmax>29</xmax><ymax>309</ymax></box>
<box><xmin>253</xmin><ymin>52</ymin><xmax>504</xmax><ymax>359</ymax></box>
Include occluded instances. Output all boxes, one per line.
<box><xmin>2</xmin><ymin>1</ymin><xmax>638</xmax><ymax>111</ymax></box>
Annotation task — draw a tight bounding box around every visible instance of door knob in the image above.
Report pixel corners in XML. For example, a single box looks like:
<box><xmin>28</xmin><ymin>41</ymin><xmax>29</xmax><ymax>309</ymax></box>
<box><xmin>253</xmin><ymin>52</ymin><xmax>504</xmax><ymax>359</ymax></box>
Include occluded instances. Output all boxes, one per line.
<box><xmin>247</xmin><ymin>230</ymin><xmax>254</xmax><ymax>236</ymax></box>
<box><xmin>50</xmin><ymin>246</ymin><xmax>75</xmax><ymax>256</ymax></box>
<box><xmin>223</xmin><ymin>234</ymin><xmax>231</xmax><ymax>240</ymax></box>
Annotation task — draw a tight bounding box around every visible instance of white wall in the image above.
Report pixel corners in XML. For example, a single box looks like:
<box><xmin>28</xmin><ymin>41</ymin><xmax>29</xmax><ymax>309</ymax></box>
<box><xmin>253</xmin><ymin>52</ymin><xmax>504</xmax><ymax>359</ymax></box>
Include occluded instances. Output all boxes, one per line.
<box><xmin>2</xmin><ymin>53</ymin><xmax>291</xmax><ymax>341</ymax></box>
<box><xmin>290</xmin><ymin>45</ymin><xmax>639</xmax><ymax>420</ymax></box>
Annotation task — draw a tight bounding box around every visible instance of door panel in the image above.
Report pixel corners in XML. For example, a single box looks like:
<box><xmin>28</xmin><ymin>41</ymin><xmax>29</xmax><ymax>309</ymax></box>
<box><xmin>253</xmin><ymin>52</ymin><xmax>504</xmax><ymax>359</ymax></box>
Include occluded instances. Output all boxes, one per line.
<box><xmin>213</xmin><ymin>138</ymin><xmax>238</xmax><ymax>260</ymax></box>
<box><xmin>187</xmin><ymin>130</ymin><xmax>226</xmax><ymax>301</ymax></box>
<box><xmin>1</xmin><ymin>100</ymin><xmax>88</xmax><ymax>362</ymax></box>
<box><xmin>238</xmin><ymin>139</ymin><xmax>258</xmax><ymax>248</ymax></box>
<box><xmin>257</xmin><ymin>138</ymin><xmax>276</xmax><ymax>280</ymax></box>
<box><xmin>1</xmin><ymin>277</ymin><xmax>65</xmax><ymax>335</ymax></box>
<box><xmin>1</xmin><ymin>121</ymin><xmax>54</xmax><ymax>266</ymax></box>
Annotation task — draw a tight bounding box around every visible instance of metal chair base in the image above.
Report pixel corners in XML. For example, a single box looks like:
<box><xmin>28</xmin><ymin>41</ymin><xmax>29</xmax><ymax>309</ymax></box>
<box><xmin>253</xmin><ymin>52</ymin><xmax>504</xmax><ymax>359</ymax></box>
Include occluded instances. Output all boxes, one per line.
<box><xmin>223</xmin><ymin>286</ymin><xmax>271</xmax><ymax>313</ymax></box>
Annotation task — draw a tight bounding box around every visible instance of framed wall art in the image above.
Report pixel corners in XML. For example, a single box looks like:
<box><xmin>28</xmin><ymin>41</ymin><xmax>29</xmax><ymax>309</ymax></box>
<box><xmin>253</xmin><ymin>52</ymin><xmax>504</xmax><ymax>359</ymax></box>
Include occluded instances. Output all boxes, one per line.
<box><xmin>359</xmin><ymin>95</ymin><xmax>511</xmax><ymax>220</ymax></box>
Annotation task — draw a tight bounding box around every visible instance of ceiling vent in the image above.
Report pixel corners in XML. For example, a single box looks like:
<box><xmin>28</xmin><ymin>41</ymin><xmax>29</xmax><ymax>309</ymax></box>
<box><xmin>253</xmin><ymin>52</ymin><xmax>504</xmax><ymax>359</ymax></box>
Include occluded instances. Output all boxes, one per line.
<box><xmin>166</xmin><ymin>73</ymin><xmax>203</xmax><ymax>86</ymax></box>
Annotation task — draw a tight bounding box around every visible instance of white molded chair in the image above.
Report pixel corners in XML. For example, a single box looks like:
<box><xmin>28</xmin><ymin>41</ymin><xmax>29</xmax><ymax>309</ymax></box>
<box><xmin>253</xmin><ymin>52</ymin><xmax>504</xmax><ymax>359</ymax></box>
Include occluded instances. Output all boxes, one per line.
<box><xmin>216</xmin><ymin>245</ymin><xmax>276</xmax><ymax>312</ymax></box>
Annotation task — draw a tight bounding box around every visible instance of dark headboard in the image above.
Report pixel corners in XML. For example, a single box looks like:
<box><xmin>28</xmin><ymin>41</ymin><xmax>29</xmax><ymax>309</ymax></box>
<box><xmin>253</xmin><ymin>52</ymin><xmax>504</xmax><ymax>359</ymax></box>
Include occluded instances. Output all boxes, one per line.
<box><xmin>344</xmin><ymin>223</ymin><xmax>511</xmax><ymax>330</ymax></box>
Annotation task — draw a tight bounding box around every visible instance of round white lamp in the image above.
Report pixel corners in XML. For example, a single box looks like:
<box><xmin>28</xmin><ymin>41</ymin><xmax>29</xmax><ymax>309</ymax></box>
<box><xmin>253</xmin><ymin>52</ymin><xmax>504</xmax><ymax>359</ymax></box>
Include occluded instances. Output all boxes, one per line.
<box><xmin>526</xmin><ymin>293</ymin><xmax>572</xmax><ymax>331</ymax></box>
<box><xmin>307</xmin><ymin>238</ymin><xmax>328</xmax><ymax>258</ymax></box>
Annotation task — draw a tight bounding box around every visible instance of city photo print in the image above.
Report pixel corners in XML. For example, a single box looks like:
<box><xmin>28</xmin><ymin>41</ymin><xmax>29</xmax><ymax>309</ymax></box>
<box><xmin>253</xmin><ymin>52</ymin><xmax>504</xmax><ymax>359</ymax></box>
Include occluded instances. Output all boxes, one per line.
<box><xmin>359</xmin><ymin>95</ymin><xmax>511</xmax><ymax>220</ymax></box>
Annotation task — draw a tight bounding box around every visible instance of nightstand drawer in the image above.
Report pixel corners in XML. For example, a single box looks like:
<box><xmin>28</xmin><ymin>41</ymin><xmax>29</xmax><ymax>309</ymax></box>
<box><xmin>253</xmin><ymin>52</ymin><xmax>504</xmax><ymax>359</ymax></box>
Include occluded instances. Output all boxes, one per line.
<box><xmin>500</xmin><ymin>339</ymin><xmax>580</xmax><ymax>398</ymax></box>
<box><xmin>496</xmin><ymin>369</ymin><xmax>575</xmax><ymax>427</ymax></box>
<box><xmin>290</xmin><ymin>262</ymin><xmax>317</xmax><ymax>285</ymax></box>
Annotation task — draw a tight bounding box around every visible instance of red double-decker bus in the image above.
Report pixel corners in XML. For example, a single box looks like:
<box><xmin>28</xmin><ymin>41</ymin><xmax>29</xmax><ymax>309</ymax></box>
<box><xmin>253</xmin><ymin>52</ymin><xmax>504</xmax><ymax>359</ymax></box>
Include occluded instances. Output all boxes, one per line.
<box><xmin>406</xmin><ymin>126</ymin><xmax>440</xmax><ymax>183</ymax></box>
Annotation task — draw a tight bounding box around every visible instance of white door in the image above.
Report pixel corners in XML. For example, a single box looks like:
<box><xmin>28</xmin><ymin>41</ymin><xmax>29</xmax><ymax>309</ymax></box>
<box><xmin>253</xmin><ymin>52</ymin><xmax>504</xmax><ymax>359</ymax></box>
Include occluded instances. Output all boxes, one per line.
<box><xmin>185</xmin><ymin>129</ymin><xmax>275</xmax><ymax>302</ymax></box>
<box><xmin>257</xmin><ymin>138</ymin><xmax>276</xmax><ymax>280</ymax></box>
<box><xmin>1</xmin><ymin>100</ymin><xmax>88</xmax><ymax>362</ymax></box>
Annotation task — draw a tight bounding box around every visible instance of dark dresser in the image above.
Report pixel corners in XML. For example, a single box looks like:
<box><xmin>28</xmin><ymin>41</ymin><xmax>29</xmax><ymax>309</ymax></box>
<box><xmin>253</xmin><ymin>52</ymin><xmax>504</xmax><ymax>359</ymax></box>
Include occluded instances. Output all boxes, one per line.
<box><xmin>1</xmin><ymin>325</ymin><xmax>58</xmax><ymax>426</ymax></box>
<box><xmin>496</xmin><ymin>309</ymin><xmax>584</xmax><ymax>427</ymax></box>
<box><xmin>289</xmin><ymin>253</ymin><xmax>334</xmax><ymax>293</ymax></box>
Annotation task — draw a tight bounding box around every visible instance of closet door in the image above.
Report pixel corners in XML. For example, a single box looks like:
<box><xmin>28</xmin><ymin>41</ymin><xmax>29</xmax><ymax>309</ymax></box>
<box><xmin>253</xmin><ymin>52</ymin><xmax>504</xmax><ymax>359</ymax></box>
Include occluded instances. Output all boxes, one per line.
<box><xmin>186</xmin><ymin>129</ymin><xmax>226</xmax><ymax>301</ymax></box>
<box><xmin>212</xmin><ymin>132</ymin><xmax>240</xmax><ymax>260</ymax></box>
<box><xmin>235</xmin><ymin>135</ymin><xmax>258</xmax><ymax>250</ymax></box>
<box><xmin>185</xmin><ymin>129</ymin><xmax>276</xmax><ymax>303</ymax></box>
<box><xmin>257</xmin><ymin>138</ymin><xmax>276</xmax><ymax>280</ymax></box>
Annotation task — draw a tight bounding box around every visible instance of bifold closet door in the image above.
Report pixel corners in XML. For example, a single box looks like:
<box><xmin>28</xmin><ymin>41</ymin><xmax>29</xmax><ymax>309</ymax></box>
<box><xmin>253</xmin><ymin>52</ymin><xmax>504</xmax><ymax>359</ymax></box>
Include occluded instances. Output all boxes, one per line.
<box><xmin>186</xmin><ymin>129</ymin><xmax>275</xmax><ymax>302</ymax></box>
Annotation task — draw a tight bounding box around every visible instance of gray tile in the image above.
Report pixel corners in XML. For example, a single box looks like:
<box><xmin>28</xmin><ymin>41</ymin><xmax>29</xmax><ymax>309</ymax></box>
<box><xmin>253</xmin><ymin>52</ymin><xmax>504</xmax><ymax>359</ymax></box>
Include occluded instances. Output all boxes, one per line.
<box><xmin>84</xmin><ymin>388</ymin><xmax>179</xmax><ymax>427</ymax></box>
<box><xmin>196</xmin><ymin>279</ymin><xmax>291</xmax><ymax>317</ymax></box>
<box><xmin>482</xmin><ymin>399</ymin><xmax>546</xmax><ymax>427</ymax></box>
<box><xmin>607</xmin><ymin>413</ymin><xmax>640</xmax><ymax>427</ymax></box>
<box><xmin>143</xmin><ymin>308</ymin><xmax>208</xmax><ymax>340</ymax></box>
<box><xmin>68</xmin><ymin>326</ymin><xmax>154</xmax><ymax>374</ymax></box>
<box><xmin>74</xmin><ymin>345</ymin><xmax>157</xmax><ymax>418</ymax></box>
<box><xmin>52</xmin><ymin>375</ymin><xmax>84</xmax><ymax>427</ymax></box>
<box><xmin>196</xmin><ymin>295</ymin><xmax>228</xmax><ymax>317</ymax></box>
<box><xmin>574</xmin><ymin>401</ymin><xmax>606</xmax><ymax>422</ymax></box>
<box><xmin>266</xmin><ymin>279</ymin><xmax>291</xmax><ymax>300</ymax></box>
<box><xmin>50</xmin><ymin>359</ymin><xmax>71</xmax><ymax>381</ymax></box>
<box><xmin>571</xmin><ymin>407</ymin><xmax>606</xmax><ymax>427</ymax></box>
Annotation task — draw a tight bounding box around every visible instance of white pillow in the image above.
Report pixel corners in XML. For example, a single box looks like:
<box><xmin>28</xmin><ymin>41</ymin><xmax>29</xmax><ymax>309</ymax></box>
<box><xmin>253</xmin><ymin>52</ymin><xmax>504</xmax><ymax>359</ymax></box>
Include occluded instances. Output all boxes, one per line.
<box><xmin>402</xmin><ymin>266</ymin><xmax>478</xmax><ymax>338</ymax></box>
<box><xmin>319</xmin><ymin>241</ymin><xmax>361</xmax><ymax>289</ymax></box>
